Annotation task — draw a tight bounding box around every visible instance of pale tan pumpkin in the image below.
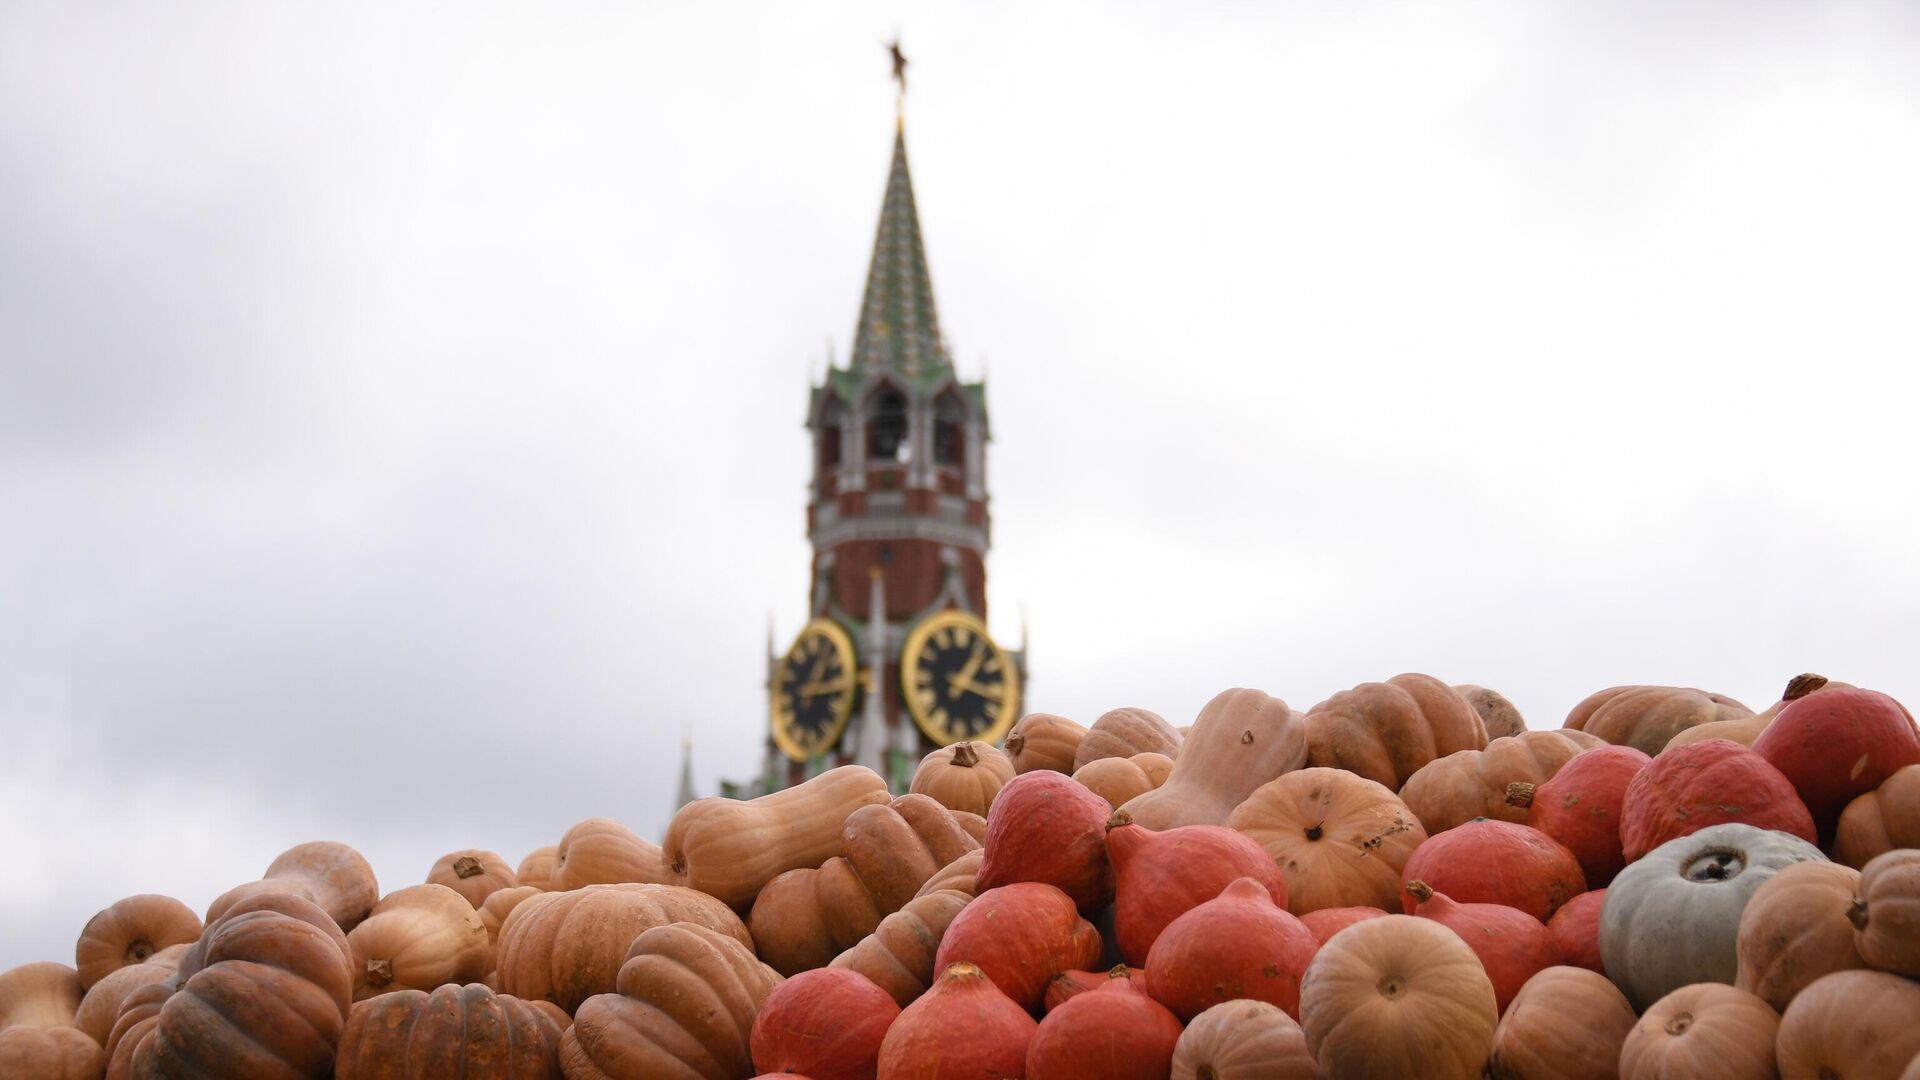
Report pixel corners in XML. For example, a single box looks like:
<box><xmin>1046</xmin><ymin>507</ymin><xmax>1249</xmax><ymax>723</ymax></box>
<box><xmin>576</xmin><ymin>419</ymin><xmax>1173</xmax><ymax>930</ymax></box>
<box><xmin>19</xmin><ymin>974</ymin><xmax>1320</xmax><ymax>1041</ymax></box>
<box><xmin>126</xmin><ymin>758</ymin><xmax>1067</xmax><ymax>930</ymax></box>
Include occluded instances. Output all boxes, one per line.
<box><xmin>915</xmin><ymin>849</ymin><xmax>982</xmax><ymax>900</ymax></box>
<box><xmin>553</xmin><ymin>818</ymin><xmax>668</xmax><ymax>891</ymax></box>
<box><xmin>1120</xmin><ymin>688</ymin><xmax>1308</xmax><ymax>830</ymax></box>
<box><xmin>479</xmin><ymin>885</ymin><xmax>544</xmax><ymax>950</ymax></box>
<box><xmin>346</xmin><ymin>883</ymin><xmax>490</xmax><ymax>1001</ymax></box>
<box><xmin>205</xmin><ymin>839</ymin><xmax>380</xmax><ymax>931</ymax></box>
<box><xmin>1073</xmin><ymin>752</ymin><xmax>1174</xmax><ymax>809</ymax></box>
<box><xmin>75</xmin><ymin>958</ymin><xmax>175</xmax><ymax>1047</ymax></box>
<box><xmin>1487</xmin><ymin>967</ymin><xmax>1636</xmax><ymax>1080</ymax></box>
<box><xmin>1665</xmin><ymin>673</ymin><xmax>1848</xmax><ymax>752</ymax></box>
<box><xmin>829</xmin><ymin>888</ymin><xmax>973</xmax><ymax>1006</ymax></box>
<box><xmin>516</xmin><ymin>846</ymin><xmax>559</xmax><ymax>890</ymax></box>
<box><xmin>1563</xmin><ymin>685</ymin><xmax>1752</xmax><ymax>757</ymax></box>
<box><xmin>73</xmin><ymin>894</ymin><xmax>201</xmax><ymax>990</ymax></box>
<box><xmin>1005</xmin><ymin>712</ymin><xmax>1087</xmax><ymax>774</ymax></box>
<box><xmin>1304</xmin><ymin>673</ymin><xmax>1489</xmax><ymax>791</ymax></box>
<box><xmin>1735</xmin><ymin>860</ymin><xmax>1867</xmax><ymax>1011</ymax></box>
<box><xmin>664</xmin><ymin>764</ymin><xmax>893</xmax><ymax>909</ymax></box>
<box><xmin>1618</xmin><ymin>984</ymin><xmax>1779</xmax><ymax>1080</ymax></box>
<box><xmin>1073</xmin><ymin>707</ymin><xmax>1183</xmax><ymax>771</ymax></box>
<box><xmin>1834</xmin><ymin>764</ymin><xmax>1920</xmax><ymax>869</ymax></box>
<box><xmin>910</xmin><ymin>741</ymin><xmax>1016</xmax><ymax>817</ymax></box>
<box><xmin>493</xmin><ymin>883</ymin><xmax>752</xmax><ymax>1014</ymax></box>
<box><xmin>1171</xmin><ymin>998</ymin><xmax>1319</xmax><ymax>1080</ymax></box>
<box><xmin>1775</xmin><ymin>969</ymin><xmax>1920</xmax><ymax>1080</ymax></box>
<box><xmin>1455</xmin><ymin>684</ymin><xmax>1528</xmax><ymax>740</ymax></box>
<box><xmin>1228</xmin><ymin>767</ymin><xmax>1428</xmax><ymax>914</ymax></box>
<box><xmin>1399</xmin><ymin>729</ymin><xmax>1603</xmax><ymax>834</ymax></box>
<box><xmin>0</xmin><ymin>961</ymin><xmax>84</xmax><ymax>1029</ymax></box>
<box><xmin>0</xmin><ymin>1026</ymin><xmax>103</xmax><ymax>1080</ymax></box>
<box><xmin>427</xmin><ymin>849</ymin><xmax>518</xmax><ymax>908</ymax></box>
<box><xmin>1299</xmin><ymin>914</ymin><xmax>1497</xmax><ymax>1080</ymax></box>
<box><xmin>1850</xmin><ymin>848</ymin><xmax>1920</xmax><ymax>977</ymax></box>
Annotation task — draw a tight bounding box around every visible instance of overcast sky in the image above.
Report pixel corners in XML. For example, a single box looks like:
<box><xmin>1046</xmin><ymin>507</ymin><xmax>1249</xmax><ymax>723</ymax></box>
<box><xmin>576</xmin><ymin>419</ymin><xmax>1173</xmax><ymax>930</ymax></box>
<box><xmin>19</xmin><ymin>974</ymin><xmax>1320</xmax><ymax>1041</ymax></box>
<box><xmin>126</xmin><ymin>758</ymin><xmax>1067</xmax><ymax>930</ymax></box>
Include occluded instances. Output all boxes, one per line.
<box><xmin>3</xmin><ymin>1</ymin><xmax>1918</xmax><ymax>967</ymax></box>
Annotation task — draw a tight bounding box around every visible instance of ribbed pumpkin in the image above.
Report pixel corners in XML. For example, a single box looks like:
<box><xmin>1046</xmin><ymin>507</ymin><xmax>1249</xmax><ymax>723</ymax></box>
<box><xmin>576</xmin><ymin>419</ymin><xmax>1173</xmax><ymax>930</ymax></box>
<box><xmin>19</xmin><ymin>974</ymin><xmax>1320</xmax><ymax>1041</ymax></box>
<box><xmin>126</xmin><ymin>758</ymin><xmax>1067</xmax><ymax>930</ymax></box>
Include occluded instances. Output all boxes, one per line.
<box><xmin>1042</xmin><ymin>965</ymin><xmax>1141</xmax><ymax>1012</ymax></box>
<box><xmin>552</xmin><ymin>818</ymin><xmax>668</xmax><ymax>890</ymax></box>
<box><xmin>1545</xmin><ymin>889</ymin><xmax>1605</xmax><ymax>975</ymax></box>
<box><xmin>427</xmin><ymin>849</ymin><xmax>519</xmax><ymax>908</ymax></box>
<box><xmin>749</xmin><ymin>793</ymin><xmax>980</xmax><ymax>975</ymax></box>
<box><xmin>1072</xmin><ymin>753</ymin><xmax>1173</xmax><ymax>809</ymax></box>
<box><xmin>1664</xmin><ymin>672</ymin><xmax>1845</xmax><ymax>751</ymax></box>
<box><xmin>1850</xmin><ymin>848</ymin><xmax>1920</xmax><ymax>977</ymax></box>
<box><xmin>1303</xmin><ymin>673</ymin><xmax>1489</xmax><ymax>791</ymax></box>
<box><xmin>1171</xmin><ymin>999</ymin><xmax>1319</xmax><ymax>1080</ymax></box>
<box><xmin>1486</xmin><ymin>967</ymin><xmax>1635</xmax><ymax>1080</ymax></box>
<box><xmin>1774</xmin><ymin>969</ymin><xmax>1920</xmax><ymax>1080</ymax></box>
<box><xmin>1620</xmin><ymin>738</ymin><xmax>1816</xmax><ymax>862</ymax></box>
<box><xmin>1398</xmin><ymin>819</ymin><xmax>1585</xmax><ymax>922</ymax></box>
<box><xmin>493</xmin><ymin>883</ymin><xmax>751</xmax><ymax>1013</ymax></box>
<box><xmin>1145</xmin><ymin>877</ymin><xmax>1317</xmax><ymax>1021</ymax></box>
<box><xmin>1753</xmin><ymin>687</ymin><xmax>1920</xmax><ymax>841</ymax></box>
<box><xmin>75</xmin><ymin>955</ymin><xmax>177</xmax><ymax>1046</ymax></box>
<box><xmin>0</xmin><ymin>1027</ymin><xmax>103</xmax><ymax>1080</ymax></box>
<box><xmin>1107</xmin><ymin>812</ymin><xmax>1289</xmax><ymax>966</ymax></box>
<box><xmin>1601</xmin><ymin>823</ymin><xmax>1827</xmax><ymax>1010</ymax></box>
<box><xmin>829</xmin><ymin>888</ymin><xmax>972</xmax><ymax>1007</ymax></box>
<box><xmin>335</xmin><ymin>982</ymin><xmax>565</xmax><ymax>1079</ymax></box>
<box><xmin>1299</xmin><ymin>906</ymin><xmax>1388</xmax><ymax>946</ymax></box>
<box><xmin>1734</xmin><ymin>860</ymin><xmax>1866</xmax><ymax>1011</ymax></box>
<box><xmin>347</xmin><ymin>883</ymin><xmax>490</xmax><ymax>1001</ymax></box>
<box><xmin>876</xmin><ymin>962</ymin><xmax>1036</xmax><ymax>1080</ymax></box>
<box><xmin>1563</xmin><ymin>685</ymin><xmax>1752</xmax><ymax>756</ymax></box>
<box><xmin>1399</xmin><ymin>730</ymin><xmax>1603</xmax><ymax>835</ymax></box>
<box><xmin>911</xmin><ymin>741</ymin><xmax>1016</xmax><ymax>817</ymax></box>
<box><xmin>204</xmin><ymin>840</ymin><xmax>380</xmax><ymax>932</ymax></box>
<box><xmin>1617</xmin><ymin>983</ymin><xmax>1779</xmax><ymax>1080</ymax></box>
<box><xmin>559</xmin><ymin>922</ymin><xmax>782</xmax><ymax>1080</ymax></box>
<box><xmin>1298</xmin><ymin>914</ymin><xmax>1498</xmax><ymax>1080</ymax></box>
<box><xmin>479</xmin><ymin>886</ymin><xmax>543</xmax><ymax>954</ymax></box>
<box><xmin>933</xmin><ymin>883</ymin><xmax>1103</xmax><ymax>1011</ymax></box>
<box><xmin>1834</xmin><ymin>763</ymin><xmax>1920</xmax><ymax>868</ymax></box>
<box><xmin>516</xmin><ymin>847</ymin><xmax>558</xmax><ymax>891</ymax></box>
<box><xmin>1118</xmin><ymin>688</ymin><xmax>1307</xmax><ymax>830</ymax></box>
<box><xmin>750</xmin><ymin>967</ymin><xmax>899</xmax><ymax>1080</ymax></box>
<box><xmin>1228</xmin><ymin>767</ymin><xmax>1427</xmax><ymax>914</ymax></box>
<box><xmin>665</xmin><ymin>765</ymin><xmax>893</xmax><ymax>910</ymax></box>
<box><xmin>1510</xmin><ymin>743</ymin><xmax>1650</xmax><ymax>888</ymax></box>
<box><xmin>977</xmin><ymin>769</ymin><xmax>1115</xmax><ymax>913</ymax></box>
<box><xmin>1005</xmin><ymin>712</ymin><xmax>1087</xmax><ymax>774</ymax></box>
<box><xmin>74</xmin><ymin>895</ymin><xmax>201</xmax><ymax>991</ymax></box>
<box><xmin>108</xmin><ymin>892</ymin><xmax>353</xmax><ymax>1079</ymax></box>
<box><xmin>1073</xmin><ymin>707</ymin><xmax>1183</xmax><ymax>771</ymax></box>
<box><xmin>1455</xmin><ymin>684</ymin><xmax>1527</xmax><ymax>740</ymax></box>
<box><xmin>0</xmin><ymin>961</ymin><xmax>84</xmax><ymax>1028</ymax></box>
<box><xmin>1026</xmin><ymin>975</ymin><xmax>1184</xmax><ymax>1080</ymax></box>
<box><xmin>915</xmin><ymin>849</ymin><xmax>982</xmax><ymax>900</ymax></box>
<box><xmin>1404</xmin><ymin>880</ymin><xmax>1560</xmax><ymax>1015</ymax></box>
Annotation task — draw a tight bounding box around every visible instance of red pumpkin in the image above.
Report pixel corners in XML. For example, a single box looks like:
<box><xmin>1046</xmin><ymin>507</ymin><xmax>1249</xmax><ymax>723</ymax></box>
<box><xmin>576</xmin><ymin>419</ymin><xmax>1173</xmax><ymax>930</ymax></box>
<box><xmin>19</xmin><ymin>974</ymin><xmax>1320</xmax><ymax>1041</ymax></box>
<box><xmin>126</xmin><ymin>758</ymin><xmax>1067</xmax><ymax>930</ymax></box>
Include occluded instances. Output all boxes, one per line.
<box><xmin>1027</xmin><ymin>976</ymin><xmax>1184</xmax><ymax>1080</ymax></box>
<box><xmin>1299</xmin><ymin>906</ymin><xmax>1388</xmax><ymax>946</ymax></box>
<box><xmin>1145</xmin><ymin>877</ymin><xmax>1318</xmax><ymax>1021</ymax></box>
<box><xmin>1512</xmin><ymin>744</ymin><xmax>1650</xmax><ymax>887</ymax></box>
<box><xmin>1107</xmin><ymin>811</ymin><xmax>1289</xmax><ymax>966</ymax></box>
<box><xmin>977</xmin><ymin>771</ymin><xmax>1115</xmax><ymax>914</ymax></box>
<box><xmin>1546</xmin><ymin>889</ymin><xmax>1605</xmax><ymax>975</ymax></box>
<box><xmin>1753</xmin><ymin>687</ymin><xmax>1920</xmax><ymax>839</ymax></box>
<box><xmin>1619</xmin><ymin>739</ymin><xmax>1815</xmax><ymax>862</ymax></box>
<box><xmin>1043</xmin><ymin>966</ymin><xmax>1141</xmax><ymax>1013</ymax></box>
<box><xmin>1405</xmin><ymin>880</ymin><xmax>1560</xmax><ymax>1015</ymax></box>
<box><xmin>751</xmin><ymin>968</ymin><xmax>899</xmax><ymax>1080</ymax></box>
<box><xmin>934</xmin><ymin>883</ymin><xmax>1103</xmax><ymax>1012</ymax></box>
<box><xmin>1400</xmin><ymin>819</ymin><xmax>1585</xmax><ymax>922</ymax></box>
<box><xmin>878</xmin><ymin>962</ymin><xmax>1037</xmax><ymax>1080</ymax></box>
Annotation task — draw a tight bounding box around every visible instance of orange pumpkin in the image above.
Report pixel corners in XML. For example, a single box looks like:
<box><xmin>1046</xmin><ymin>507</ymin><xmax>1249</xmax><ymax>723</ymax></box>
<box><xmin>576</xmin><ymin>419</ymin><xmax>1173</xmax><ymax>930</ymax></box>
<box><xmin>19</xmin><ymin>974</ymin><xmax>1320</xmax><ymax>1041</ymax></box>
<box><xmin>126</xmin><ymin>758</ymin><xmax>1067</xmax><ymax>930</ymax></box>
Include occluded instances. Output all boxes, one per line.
<box><xmin>1774</xmin><ymin>969</ymin><xmax>1920</xmax><ymax>1080</ymax></box>
<box><xmin>1850</xmin><ymin>848</ymin><xmax>1920</xmax><ymax>977</ymax></box>
<box><xmin>346</xmin><ymin>883</ymin><xmax>490</xmax><ymax>1000</ymax></box>
<box><xmin>0</xmin><ymin>961</ymin><xmax>84</xmax><ymax>1029</ymax></box>
<box><xmin>515</xmin><ymin>847</ymin><xmax>558</xmax><ymax>890</ymax></box>
<box><xmin>1298</xmin><ymin>914</ymin><xmax>1498</xmax><ymax>1080</ymax></box>
<box><xmin>75</xmin><ymin>956</ymin><xmax>176</xmax><ymax>1046</ymax></box>
<box><xmin>878</xmin><ymin>962</ymin><xmax>1037</xmax><ymax>1080</ymax></box>
<box><xmin>910</xmin><ymin>741</ymin><xmax>1016</xmax><ymax>817</ymax></box>
<box><xmin>1487</xmin><ymin>967</ymin><xmax>1635</xmax><ymax>1080</ymax></box>
<box><xmin>492</xmin><ymin>883</ymin><xmax>751</xmax><ymax>1013</ymax></box>
<box><xmin>479</xmin><ymin>886</ymin><xmax>544</xmax><ymax>954</ymax></box>
<box><xmin>1170</xmin><ymin>999</ymin><xmax>1318</xmax><ymax>1080</ymax></box>
<box><xmin>1833</xmin><ymin>763</ymin><xmax>1920</xmax><ymax>868</ymax></box>
<box><xmin>1026</xmin><ymin>974</ymin><xmax>1184</xmax><ymax>1080</ymax></box>
<box><xmin>1563</xmin><ymin>685</ymin><xmax>1752</xmax><ymax>756</ymax></box>
<box><xmin>1664</xmin><ymin>673</ymin><xmax>1849</xmax><ymax>752</ymax></box>
<box><xmin>1617</xmin><ymin>984</ymin><xmax>1778</xmax><ymax>1080</ymax></box>
<box><xmin>1120</xmin><ymin>688</ymin><xmax>1308</xmax><ymax>830</ymax></box>
<box><xmin>1072</xmin><ymin>753</ymin><xmax>1174</xmax><ymax>809</ymax></box>
<box><xmin>335</xmin><ymin>982</ymin><xmax>565</xmax><ymax>1079</ymax></box>
<box><xmin>751</xmin><ymin>968</ymin><xmax>899</xmax><ymax>1080</ymax></box>
<box><xmin>829</xmin><ymin>888</ymin><xmax>973</xmax><ymax>1006</ymax></box>
<box><xmin>934</xmin><ymin>883</ymin><xmax>1103</xmax><ymax>1011</ymax></box>
<box><xmin>205</xmin><ymin>840</ymin><xmax>380</xmax><ymax>932</ymax></box>
<box><xmin>1734</xmin><ymin>860</ymin><xmax>1866</xmax><ymax>1011</ymax></box>
<box><xmin>0</xmin><ymin>1027</ymin><xmax>103</xmax><ymax>1080</ymax></box>
<box><xmin>664</xmin><ymin>764</ymin><xmax>893</xmax><ymax>909</ymax></box>
<box><xmin>553</xmin><ymin>818</ymin><xmax>668</xmax><ymax>890</ymax></box>
<box><xmin>1005</xmin><ymin>712</ymin><xmax>1088</xmax><ymax>774</ymax></box>
<box><xmin>1073</xmin><ymin>707</ymin><xmax>1183</xmax><ymax>771</ymax></box>
<box><xmin>73</xmin><ymin>895</ymin><xmax>201</xmax><ymax>991</ymax></box>
<box><xmin>426</xmin><ymin>849</ymin><xmax>518</xmax><ymax>908</ymax></box>
<box><xmin>916</xmin><ymin>849</ymin><xmax>982</xmax><ymax>900</ymax></box>
<box><xmin>1399</xmin><ymin>730</ymin><xmax>1603</xmax><ymax>835</ymax></box>
<box><xmin>1228</xmin><ymin>767</ymin><xmax>1427</xmax><ymax>914</ymax></box>
<box><xmin>1303</xmin><ymin>673</ymin><xmax>1489</xmax><ymax>791</ymax></box>
<box><xmin>1455</xmin><ymin>684</ymin><xmax>1527</xmax><ymax>740</ymax></box>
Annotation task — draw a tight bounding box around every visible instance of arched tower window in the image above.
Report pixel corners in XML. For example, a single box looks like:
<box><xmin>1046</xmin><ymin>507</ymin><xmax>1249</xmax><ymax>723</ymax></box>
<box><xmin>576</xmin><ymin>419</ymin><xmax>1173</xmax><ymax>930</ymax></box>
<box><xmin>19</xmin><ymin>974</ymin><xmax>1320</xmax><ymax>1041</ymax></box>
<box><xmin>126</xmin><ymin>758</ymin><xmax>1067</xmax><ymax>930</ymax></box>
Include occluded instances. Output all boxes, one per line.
<box><xmin>933</xmin><ymin>392</ymin><xmax>966</xmax><ymax>468</ymax></box>
<box><xmin>867</xmin><ymin>387</ymin><xmax>908</xmax><ymax>463</ymax></box>
<box><xmin>818</xmin><ymin>400</ymin><xmax>844</xmax><ymax>478</ymax></box>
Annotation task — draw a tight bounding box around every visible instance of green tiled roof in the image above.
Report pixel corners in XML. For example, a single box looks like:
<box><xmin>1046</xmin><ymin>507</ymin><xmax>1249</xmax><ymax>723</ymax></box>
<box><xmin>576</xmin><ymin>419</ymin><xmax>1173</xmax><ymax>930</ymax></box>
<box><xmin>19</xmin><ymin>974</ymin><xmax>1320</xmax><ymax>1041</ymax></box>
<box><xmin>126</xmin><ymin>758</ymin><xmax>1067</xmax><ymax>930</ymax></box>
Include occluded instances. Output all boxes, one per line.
<box><xmin>851</xmin><ymin>123</ymin><xmax>949</xmax><ymax>383</ymax></box>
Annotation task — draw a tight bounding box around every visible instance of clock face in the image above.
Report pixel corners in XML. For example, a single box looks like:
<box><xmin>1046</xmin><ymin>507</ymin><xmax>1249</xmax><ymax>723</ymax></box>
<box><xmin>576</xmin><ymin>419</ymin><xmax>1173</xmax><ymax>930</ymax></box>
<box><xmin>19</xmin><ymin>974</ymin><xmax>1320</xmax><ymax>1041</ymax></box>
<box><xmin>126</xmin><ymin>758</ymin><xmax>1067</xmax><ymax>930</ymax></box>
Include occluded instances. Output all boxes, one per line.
<box><xmin>770</xmin><ymin>618</ymin><xmax>858</xmax><ymax>762</ymax></box>
<box><xmin>901</xmin><ymin>610</ymin><xmax>1021</xmax><ymax>746</ymax></box>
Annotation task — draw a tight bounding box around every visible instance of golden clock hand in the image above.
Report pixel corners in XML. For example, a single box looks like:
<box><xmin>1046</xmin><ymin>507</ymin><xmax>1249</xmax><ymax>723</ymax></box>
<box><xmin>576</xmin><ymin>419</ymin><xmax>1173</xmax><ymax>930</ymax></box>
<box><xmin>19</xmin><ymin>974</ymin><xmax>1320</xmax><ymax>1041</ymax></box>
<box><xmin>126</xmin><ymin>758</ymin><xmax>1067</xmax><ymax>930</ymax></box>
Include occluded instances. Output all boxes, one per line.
<box><xmin>797</xmin><ymin>651</ymin><xmax>828</xmax><ymax>706</ymax></box>
<box><xmin>946</xmin><ymin>640</ymin><xmax>987</xmax><ymax>694</ymax></box>
<box><xmin>950</xmin><ymin>676</ymin><xmax>1006</xmax><ymax>702</ymax></box>
<box><xmin>799</xmin><ymin>676</ymin><xmax>848</xmax><ymax>698</ymax></box>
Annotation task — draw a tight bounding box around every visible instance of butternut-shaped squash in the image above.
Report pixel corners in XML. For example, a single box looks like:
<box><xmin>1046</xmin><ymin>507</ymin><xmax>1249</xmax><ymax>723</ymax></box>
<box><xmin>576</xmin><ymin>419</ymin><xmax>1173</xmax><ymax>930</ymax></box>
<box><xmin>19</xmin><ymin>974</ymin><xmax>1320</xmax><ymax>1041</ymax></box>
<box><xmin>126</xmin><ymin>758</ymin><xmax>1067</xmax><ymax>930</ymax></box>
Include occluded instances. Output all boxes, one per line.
<box><xmin>1073</xmin><ymin>753</ymin><xmax>1174</xmax><ymax>809</ymax></box>
<box><xmin>205</xmin><ymin>840</ymin><xmax>380</xmax><ymax>932</ymax></box>
<box><xmin>1074</xmin><ymin>708</ymin><xmax>1183</xmax><ymax>771</ymax></box>
<box><xmin>829</xmin><ymin>889</ymin><xmax>973</xmax><ymax>1006</ymax></box>
<box><xmin>554</xmin><ymin>818</ymin><xmax>668</xmax><ymax>890</ymax></box>
<box><xmin>1399</xmin><ymin>730</ymin><xmax>1603</xmax><ymax>835</ymax></box>
<box><xmin>664</xmin><ymin>764</ymin><xmax>893</xmax><ymax>909</ymax></box>
<box><xmin>1120</xmin><ymin>688</ymin><xmax>1307</xmax><ymax>830</ymax></box>
<box><xmin>1006</xmin><ymin>713</ymin><xmax>1088</xmax><ymax>774</ymax></box>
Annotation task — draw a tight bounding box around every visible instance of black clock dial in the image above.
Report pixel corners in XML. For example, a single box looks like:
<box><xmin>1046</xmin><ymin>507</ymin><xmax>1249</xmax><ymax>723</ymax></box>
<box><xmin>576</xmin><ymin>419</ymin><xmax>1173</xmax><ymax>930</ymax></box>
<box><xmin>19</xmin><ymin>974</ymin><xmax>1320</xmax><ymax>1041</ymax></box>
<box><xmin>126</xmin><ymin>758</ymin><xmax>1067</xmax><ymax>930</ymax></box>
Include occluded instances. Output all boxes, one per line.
<box><xmin>906</xmin><ymin>618</ymin><xmax>1010</xmax><ymax>741</ymax></box>
<box><xmin>770</xmin><ymin>621</ymin><xmax>857</xmax><ymax>761</ymax></box>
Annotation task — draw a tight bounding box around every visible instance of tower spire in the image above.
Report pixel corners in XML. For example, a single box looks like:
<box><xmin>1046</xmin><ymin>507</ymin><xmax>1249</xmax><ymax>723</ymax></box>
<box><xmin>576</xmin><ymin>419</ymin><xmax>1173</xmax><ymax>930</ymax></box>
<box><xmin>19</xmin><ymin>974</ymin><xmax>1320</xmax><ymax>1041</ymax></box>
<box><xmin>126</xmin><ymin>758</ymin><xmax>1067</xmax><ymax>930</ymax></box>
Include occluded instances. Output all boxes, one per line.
<box><xmin>851</xmin><ymin>51</ymin><xmax>946</xmax><ymax>381</ymax></box>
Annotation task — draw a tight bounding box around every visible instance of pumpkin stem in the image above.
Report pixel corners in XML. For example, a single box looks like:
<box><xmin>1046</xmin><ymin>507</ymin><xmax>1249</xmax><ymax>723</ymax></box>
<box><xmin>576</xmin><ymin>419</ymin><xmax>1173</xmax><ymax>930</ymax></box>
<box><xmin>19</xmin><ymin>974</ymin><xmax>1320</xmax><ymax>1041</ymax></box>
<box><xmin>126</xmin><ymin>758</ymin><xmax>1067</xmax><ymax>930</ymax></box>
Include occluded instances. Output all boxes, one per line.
<box><xmin>1105</xmin><ymin>808</ymin><xmax>1134</xmax><ymax>831</ymax></box>
<box><xmin>951</xmin><ymin>742</ymin><xmax>980</xmax><ymax>768</ymax></box>
<box><xmin>453</xmin><ymin>855</ymin><xmax>484</xmax><ymax>879</ymax></box>
<box><xmin>670</xmin><ymin>852</ymin><xmax>687</xmax><ymax>875</ymax></box>
<box><xmin>1240</xmin><ymin>729</ymin><xmax>1254</xmax><ymax>744</ymax></box>
<box><xmin>1196</xmin><ymin>1069</ymin><xmax>1218</xmax><ymax>1080</ymax></box>
<box><xmin>1405</xmin><ymin>880</ymin><xmax>1435</xmax><ymax>903</ymax></box>
<box><xmin>1505</xmin><ymin>782</ymin><xmax>1536</xmax><ymax>808</ymax></box>
<box><xmin>1107</xmin><ymin>964</ymin><xmax>1130</xmax><ymax>979</ymax></box>
<box><xmin>124</xmin><ymin>938</ymin><xmax>154</xmax><ymax>964</ymax></box>
<box><xmin>1847</xmin><ymin>898</ymin><xmax>1869</xmax><ymax>931</ymax></box>
<box><xmin>1783</xmin><ymin>673</ymin><xmax>1829</xmax><ymax>701</ymax></box>
<box><xmin>1005</xmin><ymin>732</ymin><xmax>1026</xmax><ymax>755</ymax></box>
<box><xmin>1304</xmin><ymin>822</ymin><xmax>1324</xmax><ymax>841</ymax></box>
<box><xmin>365</xmin><ymin>958</ymin><xmax>392</xmax><ymax>988</ymax></box>
<box><xmin>1664</xmin><ymin>1012</ymin><xmax>1693</xmax><ymax>1036</ymax></box>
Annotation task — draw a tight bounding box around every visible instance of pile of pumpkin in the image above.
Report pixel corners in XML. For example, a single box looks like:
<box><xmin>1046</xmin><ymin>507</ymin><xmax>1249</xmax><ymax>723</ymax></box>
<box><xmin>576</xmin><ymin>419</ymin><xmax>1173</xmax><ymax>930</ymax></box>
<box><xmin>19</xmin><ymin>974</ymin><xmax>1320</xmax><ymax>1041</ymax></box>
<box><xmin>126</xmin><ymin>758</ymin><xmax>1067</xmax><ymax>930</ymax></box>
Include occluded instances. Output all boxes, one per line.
<box><xmin>4</xmin><ymin>673</ymin><xmax>1920</xmax><ymax>1079</ymax></box>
